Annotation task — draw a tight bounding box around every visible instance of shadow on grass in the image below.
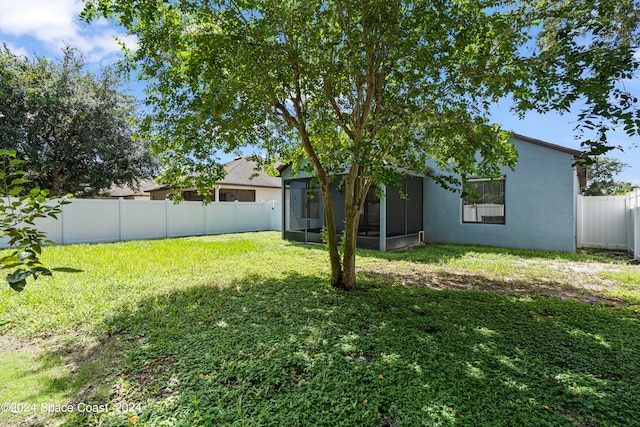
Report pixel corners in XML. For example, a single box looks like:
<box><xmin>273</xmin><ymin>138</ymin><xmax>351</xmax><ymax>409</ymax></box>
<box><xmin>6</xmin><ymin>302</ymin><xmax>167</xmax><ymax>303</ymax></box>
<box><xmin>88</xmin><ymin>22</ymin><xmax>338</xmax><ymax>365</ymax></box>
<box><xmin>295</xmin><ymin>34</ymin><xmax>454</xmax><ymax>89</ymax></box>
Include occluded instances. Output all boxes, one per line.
<box><xmin>38</xmin><ymin>272</ymin><xmax>640</xmax><ymax>427</ymax></box>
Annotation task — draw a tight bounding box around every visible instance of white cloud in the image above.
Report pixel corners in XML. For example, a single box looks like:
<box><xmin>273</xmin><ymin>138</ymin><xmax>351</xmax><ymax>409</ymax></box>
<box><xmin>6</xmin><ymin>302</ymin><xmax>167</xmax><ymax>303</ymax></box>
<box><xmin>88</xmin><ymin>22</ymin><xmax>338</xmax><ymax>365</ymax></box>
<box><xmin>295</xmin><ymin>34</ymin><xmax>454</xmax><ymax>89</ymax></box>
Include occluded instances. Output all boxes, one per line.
<box><xmin>0</xmin><ymin>0</ymin><xmax>135</xmax><ymax>62</ymax></box>
<box><xmin>2</xmin><ymin>41</ymin><xmax>28</xmax><ymax>57</ymax></box>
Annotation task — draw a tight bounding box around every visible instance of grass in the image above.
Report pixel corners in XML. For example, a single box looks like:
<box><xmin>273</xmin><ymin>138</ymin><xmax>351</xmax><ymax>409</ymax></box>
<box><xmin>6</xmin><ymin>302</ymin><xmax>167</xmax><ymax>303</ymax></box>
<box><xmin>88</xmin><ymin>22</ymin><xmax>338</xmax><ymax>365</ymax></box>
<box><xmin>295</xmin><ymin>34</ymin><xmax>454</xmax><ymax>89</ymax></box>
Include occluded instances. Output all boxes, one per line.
<box><xmin>0</xmin><ymin>232</ymin><xmax>639</xmax><ymax>426</ymax></box>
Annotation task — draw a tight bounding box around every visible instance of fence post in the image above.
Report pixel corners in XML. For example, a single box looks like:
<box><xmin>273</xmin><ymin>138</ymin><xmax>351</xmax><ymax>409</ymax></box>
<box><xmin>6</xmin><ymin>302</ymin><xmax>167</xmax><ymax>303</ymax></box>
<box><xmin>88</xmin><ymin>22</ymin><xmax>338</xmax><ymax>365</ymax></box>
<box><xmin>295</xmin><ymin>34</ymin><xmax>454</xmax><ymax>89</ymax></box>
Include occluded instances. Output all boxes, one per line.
<box><xmin>119</xmin><ymin>198</ymin><xmax>125</xmax><ymax>242</ymax></box>
<box><xmin>271</xmin><ymin>200</ymin><xmax>276</xmax><ymax>231</ymax></box>
<box><xmin>576</xmin><ymin>195</ymin><xmax>583</xmax><ymax>248</ymax></box>
<box><xmin>234</xmin><ymin>200</ymin><xmax>238</xmax><ymax>232</ymax></box>
<box><xmin>165</xmin><ymin>198</ymin><xmax>171</xmax><ymax>238</ymax></box>
<box><xmin>203</xmin><ymin>202</ymin><xmax>207</xmax><ymax>236</ymax></box>
<box><xmin>262</xmin><ymin>202</ymin><xmax>267</xmax><ymax>231</ymax></box>
<box><xmin>62</xmin><ymin>200</ymin><xmax>71</xmax><ymax>245</ymax></box>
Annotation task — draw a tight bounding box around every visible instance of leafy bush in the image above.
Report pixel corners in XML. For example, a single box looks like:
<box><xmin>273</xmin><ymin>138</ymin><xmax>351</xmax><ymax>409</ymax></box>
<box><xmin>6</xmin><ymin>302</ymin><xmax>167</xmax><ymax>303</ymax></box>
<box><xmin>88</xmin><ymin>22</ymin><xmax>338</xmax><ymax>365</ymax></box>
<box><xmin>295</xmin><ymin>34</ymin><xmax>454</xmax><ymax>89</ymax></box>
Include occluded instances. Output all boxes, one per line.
<box><xmin>0</xmin><ymin>149</ymin><xmax>68</xmax><ymax>291</ymax></box>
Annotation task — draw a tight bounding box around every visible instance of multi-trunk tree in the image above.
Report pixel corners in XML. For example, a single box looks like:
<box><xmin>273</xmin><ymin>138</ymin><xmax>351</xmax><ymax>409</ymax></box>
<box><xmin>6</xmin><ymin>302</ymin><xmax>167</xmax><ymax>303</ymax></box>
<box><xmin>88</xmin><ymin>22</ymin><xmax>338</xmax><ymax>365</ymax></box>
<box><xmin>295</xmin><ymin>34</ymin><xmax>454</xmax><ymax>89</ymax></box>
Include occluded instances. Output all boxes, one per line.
<box><xmin>0</xmin><ymin>46</ymin><xmax>156</xmax><ymax>197</ymax></box>
<box><xmin>82</xmin><ymin>0</ymin><xmax>640</xmax><ymax>289</ymax></box>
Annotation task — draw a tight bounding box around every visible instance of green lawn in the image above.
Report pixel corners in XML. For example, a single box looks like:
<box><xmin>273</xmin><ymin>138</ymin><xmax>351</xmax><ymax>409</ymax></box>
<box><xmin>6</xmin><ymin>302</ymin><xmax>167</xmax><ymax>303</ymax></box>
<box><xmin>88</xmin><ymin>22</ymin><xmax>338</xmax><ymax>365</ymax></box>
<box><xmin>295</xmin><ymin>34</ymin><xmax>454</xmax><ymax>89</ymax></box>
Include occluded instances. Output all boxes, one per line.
<box><xmin>1</xmin><ymin>232</ymin><xmax>639</xmax><ymax>426</ymax></box>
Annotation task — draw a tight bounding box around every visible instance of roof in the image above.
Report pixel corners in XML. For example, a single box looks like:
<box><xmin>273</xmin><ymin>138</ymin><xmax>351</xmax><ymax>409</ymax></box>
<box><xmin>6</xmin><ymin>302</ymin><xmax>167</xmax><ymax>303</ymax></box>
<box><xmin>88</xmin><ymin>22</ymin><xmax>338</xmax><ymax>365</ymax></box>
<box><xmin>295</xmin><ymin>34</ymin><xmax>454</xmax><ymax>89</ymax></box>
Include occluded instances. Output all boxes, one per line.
<box><xmin>218</xmin><ymin>157</ymin><xmax>281</xmax><ymax>188</ymax></box>
<box><xmin>512</xmin><ymin>133</ymin><xmax>584</xmax><ymax>157</ymax></box>
<box><xmin>148</xmin><ymin>157</ymin><xmax>281</xmax><ymax>192</ymax></box>
<box><xmin>106</xmin><ymin>178</ymin><xmax>158</xmax><ymax>197</ymax></box>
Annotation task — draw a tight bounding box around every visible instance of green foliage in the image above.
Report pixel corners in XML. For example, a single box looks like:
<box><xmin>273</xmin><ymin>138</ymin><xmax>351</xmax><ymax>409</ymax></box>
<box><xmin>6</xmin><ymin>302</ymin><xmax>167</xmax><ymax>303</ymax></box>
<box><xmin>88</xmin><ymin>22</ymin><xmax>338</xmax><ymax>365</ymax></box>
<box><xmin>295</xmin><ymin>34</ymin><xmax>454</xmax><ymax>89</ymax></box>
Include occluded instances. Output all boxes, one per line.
<box><xmin>584</xmin><ymin>156</ymin><xmax>638</xmax><ymax>195</ymax></box>
<box><xmin>80</xmin><ymin>0</ymin><xmax>640</xmax><ymax>185</ymax></box>
<box><xmin>321</xmin><ymin>225</ymin><xmax>346</xmax><ymax>257</ymax></box>
<box><xmin>523</xmin><ymin>0</ymin><xmax>640</xmax><ymax>155</ymax></box>
<box><xmin>610</xmin><ymin>182</ymin><xmax>639</xmax><ymax>195</ymax></box>
<box><xmin>0</xmin><ymin>150</ymin><xmax>69</xmax><ymax>291</ymax></box>
<box><xmin>1</xmin><ymin>233</ymin><xmax>639</xmax><ymax>425</ymax></box>
<box><xmin>0</xmin><ymin>45</ymin><xmax>156</xmax><ymax>197</ymax></box>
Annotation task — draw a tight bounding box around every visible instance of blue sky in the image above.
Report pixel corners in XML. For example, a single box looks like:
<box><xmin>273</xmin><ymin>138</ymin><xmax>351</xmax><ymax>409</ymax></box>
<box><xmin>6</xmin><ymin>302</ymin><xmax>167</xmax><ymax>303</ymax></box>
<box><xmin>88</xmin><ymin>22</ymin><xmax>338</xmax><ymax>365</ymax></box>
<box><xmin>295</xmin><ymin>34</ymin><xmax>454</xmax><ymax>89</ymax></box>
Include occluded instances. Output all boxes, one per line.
<box><xmin>1</xmin><ymin>1</ymin><xmax>639</xmax><ymax>185</ymax></box>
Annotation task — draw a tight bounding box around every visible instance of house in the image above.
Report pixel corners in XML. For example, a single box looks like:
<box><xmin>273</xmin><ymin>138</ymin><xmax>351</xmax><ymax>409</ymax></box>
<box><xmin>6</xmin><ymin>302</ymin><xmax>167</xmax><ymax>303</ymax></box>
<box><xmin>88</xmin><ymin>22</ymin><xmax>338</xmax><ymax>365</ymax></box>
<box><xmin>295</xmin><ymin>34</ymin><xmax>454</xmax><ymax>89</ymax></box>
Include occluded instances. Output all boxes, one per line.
<box><xmin>279</xmin><ymin>134</ymin><xmax>585</xmax><ymax>252</ymax></box>
<box><xmin>148</xmin><ymin>157</ymin><xmax>282</xmax><ymax>202</ymax></box>
<box><xmin>102</xmin><ymin>178</ymin><xmax>157</xmax><ymax>200</ymax></box>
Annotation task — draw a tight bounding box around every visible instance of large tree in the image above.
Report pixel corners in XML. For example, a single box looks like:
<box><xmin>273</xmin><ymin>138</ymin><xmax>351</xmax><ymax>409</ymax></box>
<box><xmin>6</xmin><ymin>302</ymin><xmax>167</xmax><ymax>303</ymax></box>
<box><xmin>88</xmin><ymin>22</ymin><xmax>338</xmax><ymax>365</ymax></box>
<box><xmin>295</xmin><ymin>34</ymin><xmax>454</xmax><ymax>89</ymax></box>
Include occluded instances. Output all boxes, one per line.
<box><xmin>82</xmin><ymin>0</ymin><xmax>640</xmax><ymax>289</ymax></box>
<box><xmin>0</xmin><ymin>46</ymin><xmax>156</xmax><ymax>196</ymax></box>
<box><xmin>584</xmin><ymin>156</ymin><xmax>637</xmax><ymax>195</ymax></box>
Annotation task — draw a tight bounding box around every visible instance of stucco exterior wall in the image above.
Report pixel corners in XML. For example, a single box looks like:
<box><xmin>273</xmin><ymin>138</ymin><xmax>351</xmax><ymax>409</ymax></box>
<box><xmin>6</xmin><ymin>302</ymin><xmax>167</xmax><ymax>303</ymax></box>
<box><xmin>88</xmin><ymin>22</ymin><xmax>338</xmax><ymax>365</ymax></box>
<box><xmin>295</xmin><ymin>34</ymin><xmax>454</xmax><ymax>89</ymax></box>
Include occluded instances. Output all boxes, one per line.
<box><xmin>423</xmin><ymin>137</ymin><xmax>579</xmax><ymax>252</ymax></box>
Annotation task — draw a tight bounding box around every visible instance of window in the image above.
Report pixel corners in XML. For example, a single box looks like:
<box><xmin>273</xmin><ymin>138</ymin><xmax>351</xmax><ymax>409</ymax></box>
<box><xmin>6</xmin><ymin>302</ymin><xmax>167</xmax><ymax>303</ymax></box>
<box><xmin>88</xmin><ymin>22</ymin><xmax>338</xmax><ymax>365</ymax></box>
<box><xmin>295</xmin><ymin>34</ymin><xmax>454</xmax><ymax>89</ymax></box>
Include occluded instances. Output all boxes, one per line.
<box><xmin>219</xmin><ymin>188</ymin><xmax>256</xmax><ymax>202</ymax></box>
<box><xmin>462</xmin><ymin>178</ymin><xmax>505</xmax><ymax>224</ymax></box>
<box><xmin>182</xmin><ymin>190</ymin><xmax>205</xmax><ymax>201</ymax></box>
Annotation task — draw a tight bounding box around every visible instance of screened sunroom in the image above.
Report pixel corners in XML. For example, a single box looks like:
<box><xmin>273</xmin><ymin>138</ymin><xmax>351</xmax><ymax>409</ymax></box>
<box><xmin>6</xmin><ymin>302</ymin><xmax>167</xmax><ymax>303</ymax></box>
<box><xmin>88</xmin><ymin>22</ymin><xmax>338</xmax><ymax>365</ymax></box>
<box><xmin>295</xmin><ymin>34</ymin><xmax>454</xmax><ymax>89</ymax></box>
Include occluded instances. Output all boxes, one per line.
<box><xmin>282</xmin><ymin>175</ymin><xmax>424</xmax><ymax>251</ymax></box>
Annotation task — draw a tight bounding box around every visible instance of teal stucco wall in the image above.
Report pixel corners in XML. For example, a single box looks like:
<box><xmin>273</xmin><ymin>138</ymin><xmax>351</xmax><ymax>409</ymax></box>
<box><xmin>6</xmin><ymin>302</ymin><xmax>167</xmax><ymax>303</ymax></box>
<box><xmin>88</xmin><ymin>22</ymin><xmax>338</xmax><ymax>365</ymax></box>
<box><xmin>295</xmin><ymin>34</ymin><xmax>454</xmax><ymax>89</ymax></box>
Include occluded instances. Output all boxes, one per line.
<box><xmin>423</xmin><ymin>136</ymin><xmax>579</xmax><ymax>252</ymax></box>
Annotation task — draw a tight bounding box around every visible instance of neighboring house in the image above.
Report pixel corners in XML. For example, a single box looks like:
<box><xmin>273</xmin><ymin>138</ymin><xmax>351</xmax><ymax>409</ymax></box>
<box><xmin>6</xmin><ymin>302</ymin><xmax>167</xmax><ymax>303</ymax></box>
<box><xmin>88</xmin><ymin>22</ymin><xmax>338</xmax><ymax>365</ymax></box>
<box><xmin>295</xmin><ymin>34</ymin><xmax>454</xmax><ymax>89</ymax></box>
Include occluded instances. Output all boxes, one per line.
<box><xmin>279</xmin><ymin>134</ymin><xmax>585</xmax><ymax>252</ymax></box>
<box><xmin>148</xmin><ymin>157</ymin><xmax>282</xmax><ymax>202</ymax></box>
<box><xmin>103</xmin><ymin>178</ymin><xmax>157</xmax><ymax>200</ymax></box>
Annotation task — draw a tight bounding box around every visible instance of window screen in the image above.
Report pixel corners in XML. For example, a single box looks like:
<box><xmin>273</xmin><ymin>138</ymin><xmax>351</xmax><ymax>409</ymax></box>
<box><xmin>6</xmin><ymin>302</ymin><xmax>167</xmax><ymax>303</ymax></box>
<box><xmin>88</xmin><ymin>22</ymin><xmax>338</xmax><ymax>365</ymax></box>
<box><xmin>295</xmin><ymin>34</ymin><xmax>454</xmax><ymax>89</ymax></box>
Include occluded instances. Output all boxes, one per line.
<box><xmin>462</xmin><ymin>178</ymin><xmax>505</xmax><ymax>224</ymax></box>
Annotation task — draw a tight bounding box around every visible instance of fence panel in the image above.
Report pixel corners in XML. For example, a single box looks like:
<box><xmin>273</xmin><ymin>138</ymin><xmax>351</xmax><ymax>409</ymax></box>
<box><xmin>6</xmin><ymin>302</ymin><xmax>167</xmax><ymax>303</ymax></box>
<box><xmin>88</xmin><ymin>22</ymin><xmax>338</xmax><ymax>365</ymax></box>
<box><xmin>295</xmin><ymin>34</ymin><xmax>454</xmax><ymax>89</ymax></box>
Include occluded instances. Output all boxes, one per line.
<box><xmin>271</xmin><ymin>201</ymin><xmax>282</xmax><ymax>231</ymax></box>
<box><xmin>121</xmin><ymin>200</ymin><xmax>167</xmax><ymax>241</ymax></box>
<box><xmin>168</xmin><ymin>202</ymin><xmax>205</xmax><ymax>237</ymax></box>
<box><xmin>34</xmin><ymin>211</ymin><xmax>64</xmax><ymax>245</ymax></box>
<box><xmin>206</xmin><ymin>203</ymin><xmax>237</xmax><ymax>234</ymax></box>
<box><xmin>577</xmin><ymin>190</ymin><xmax>640</xmax><ymax>260</ymax></box>
<box><xmin>1</xmin><ymin>198</ymin><xmax>282</xmax><ymax>248</ymax></box>
<box><xmin>238</xmin><ymin>203</ymin><xmax>267</xmax><ymax>232</ymax></box>
<box><xmin>63</xmin><ymin>199</ymin><xmax>121</xmax><ymax>244</ymax></box>
<box><xmin>577</xmin><ymin>195</ymin><xmax>628</xmax><ymax>249</ymax></box>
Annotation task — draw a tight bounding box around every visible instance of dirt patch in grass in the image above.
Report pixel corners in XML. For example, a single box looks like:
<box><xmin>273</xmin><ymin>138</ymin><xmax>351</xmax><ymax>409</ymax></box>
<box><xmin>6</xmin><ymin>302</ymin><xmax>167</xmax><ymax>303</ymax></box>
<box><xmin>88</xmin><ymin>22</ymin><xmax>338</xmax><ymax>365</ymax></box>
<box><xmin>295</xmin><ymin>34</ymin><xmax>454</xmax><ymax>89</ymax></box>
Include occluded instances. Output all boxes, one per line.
<box><xmin>359</xmin><ymin>258</ymin><xmax>636</xmax><ymax>306</ymax></box>
<box><xmin>0</xmin><ymin>333</ymin><xmax>40</xmax><ymax>354</ymax></box>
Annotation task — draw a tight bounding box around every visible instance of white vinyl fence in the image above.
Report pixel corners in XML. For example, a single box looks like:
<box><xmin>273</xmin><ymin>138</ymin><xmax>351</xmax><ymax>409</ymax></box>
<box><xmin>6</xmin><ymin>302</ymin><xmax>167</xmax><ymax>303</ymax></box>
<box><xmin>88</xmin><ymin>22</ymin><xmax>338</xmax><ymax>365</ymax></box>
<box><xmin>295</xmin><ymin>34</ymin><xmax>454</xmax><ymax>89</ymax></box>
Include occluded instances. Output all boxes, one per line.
<box><xmin>577</xmin><ymin>190</ymin><xmax>640</xmax><ymax>260</ymax></box>
<box><xmin>3</xmin><ymin>198</ymin><xmax>281</xmax><ymax>247</ymax></box>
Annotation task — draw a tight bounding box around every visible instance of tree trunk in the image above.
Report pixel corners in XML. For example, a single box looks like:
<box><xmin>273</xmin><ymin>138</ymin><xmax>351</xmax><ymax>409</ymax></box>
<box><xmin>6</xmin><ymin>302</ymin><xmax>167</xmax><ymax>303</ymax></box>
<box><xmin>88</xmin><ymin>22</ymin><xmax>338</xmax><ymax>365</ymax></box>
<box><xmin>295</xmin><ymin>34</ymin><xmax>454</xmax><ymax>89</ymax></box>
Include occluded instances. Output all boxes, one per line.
<box><xmin>340</xmin><ymin>167</ymin><xmax>370</xmax><ymax>290</ymax></box>
<box><xmin>319</xmin><ymin>179</ymin><xmax>344</xmax><ymax>288</ymax></box>
<box><xmin>297</xmin><ymin>133</ymin><xmax>344</xmax><ymax>288</ymax></box>
<box><xmin>50</xmin><ymin>162</ymin><xmax>64</xmax><ymax>195</ymax></box>
<box><xmin>341</xmin><ymin>203</ymin><xmax>360</xmax><ymax>290</ymax></box>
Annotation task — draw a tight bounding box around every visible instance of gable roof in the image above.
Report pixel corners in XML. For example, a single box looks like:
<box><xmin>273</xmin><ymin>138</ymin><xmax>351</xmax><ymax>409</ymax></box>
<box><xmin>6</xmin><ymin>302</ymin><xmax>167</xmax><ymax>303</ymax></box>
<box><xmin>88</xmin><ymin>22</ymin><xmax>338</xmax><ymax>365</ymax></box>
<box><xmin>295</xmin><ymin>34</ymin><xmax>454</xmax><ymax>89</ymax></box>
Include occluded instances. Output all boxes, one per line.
<box><xmin>148</xmin><ymin>157</ymin><xmax>281</xmax><ymax>192</ymax></box>
<box><xmin>106</xmin><ymin>178</ymin><xmax>158</xmax><ymax>197</ymax></box>
<box><xmin>218</xmin><ymin>157</ymin><xmax>281</xmax><ymax>188</ymax></box>
<box><xmin>512</xmin><ymin>133</ymin><xmax>583</xmax><ymax>157</ymax></box>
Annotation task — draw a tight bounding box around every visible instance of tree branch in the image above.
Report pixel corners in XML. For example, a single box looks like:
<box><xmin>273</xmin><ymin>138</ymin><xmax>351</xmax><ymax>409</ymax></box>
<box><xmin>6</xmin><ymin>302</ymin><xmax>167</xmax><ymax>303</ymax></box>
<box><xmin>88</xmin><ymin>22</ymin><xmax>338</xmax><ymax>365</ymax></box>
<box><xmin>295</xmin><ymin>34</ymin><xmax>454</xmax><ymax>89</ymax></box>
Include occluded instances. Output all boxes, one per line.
<box><xmin>329</xmin><ymin>96</ymin><xmax>354</xmax><ymax>139</ymax></box>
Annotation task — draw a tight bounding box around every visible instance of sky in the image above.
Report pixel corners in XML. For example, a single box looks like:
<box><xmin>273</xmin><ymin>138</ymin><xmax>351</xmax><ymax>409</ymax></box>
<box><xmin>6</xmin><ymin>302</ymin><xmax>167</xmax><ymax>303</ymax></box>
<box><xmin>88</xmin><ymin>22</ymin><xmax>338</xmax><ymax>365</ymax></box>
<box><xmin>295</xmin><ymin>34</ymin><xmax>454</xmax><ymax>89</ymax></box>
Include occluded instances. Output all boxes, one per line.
<box><xmin>1</xmin><ymin>1</ymin><xmax>639</xmax><ymax>186</ymax></box>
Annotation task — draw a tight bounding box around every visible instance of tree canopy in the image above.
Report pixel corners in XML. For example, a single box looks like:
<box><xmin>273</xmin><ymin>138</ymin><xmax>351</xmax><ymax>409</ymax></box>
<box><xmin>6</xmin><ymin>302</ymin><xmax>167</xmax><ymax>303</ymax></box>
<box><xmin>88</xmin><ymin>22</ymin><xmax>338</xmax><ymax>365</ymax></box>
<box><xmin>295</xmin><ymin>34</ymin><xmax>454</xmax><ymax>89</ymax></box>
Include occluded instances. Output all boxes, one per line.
<box><xmin>584</xmin><ymin>156</ymin><xmax>637</xmax><ymax>196</ymax></box>
<box><xmin>82</xmin><ymin>0</ymin><xmax>640</xmax><ymax>288</ymax></box>
<box><xmin>0</xmin><ymin>46</ymin><xmax>156</xmax><ymax>196</ymax></box>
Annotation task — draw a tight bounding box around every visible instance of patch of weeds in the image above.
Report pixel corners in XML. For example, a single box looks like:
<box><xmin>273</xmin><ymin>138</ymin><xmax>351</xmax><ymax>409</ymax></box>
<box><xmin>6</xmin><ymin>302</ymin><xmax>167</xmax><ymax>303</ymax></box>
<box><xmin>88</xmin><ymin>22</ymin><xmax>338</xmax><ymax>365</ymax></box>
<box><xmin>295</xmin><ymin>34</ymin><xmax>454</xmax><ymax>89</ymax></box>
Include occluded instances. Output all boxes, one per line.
<box><xmin>599</xmin><ymin>270</ymin><xmax>640</xmax><ymax>303</ymax></box>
